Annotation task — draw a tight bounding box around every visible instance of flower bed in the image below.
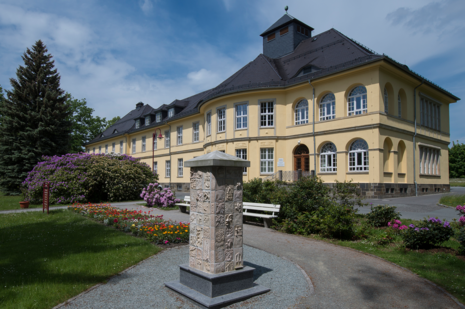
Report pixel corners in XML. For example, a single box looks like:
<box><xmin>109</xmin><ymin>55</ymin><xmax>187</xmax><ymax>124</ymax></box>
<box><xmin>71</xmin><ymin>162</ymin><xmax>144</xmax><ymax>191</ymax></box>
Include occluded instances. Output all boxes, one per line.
<box><xmin>68</xmin><ymin>203</ymin><xmax>189</xmax><ymax>245</ymax></box>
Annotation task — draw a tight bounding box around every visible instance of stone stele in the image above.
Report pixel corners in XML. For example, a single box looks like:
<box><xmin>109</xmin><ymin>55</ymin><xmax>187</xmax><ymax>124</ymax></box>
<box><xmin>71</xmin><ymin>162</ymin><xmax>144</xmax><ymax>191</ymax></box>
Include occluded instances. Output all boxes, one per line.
<box><xmin>165</xmin><ymin>151</ymin><xmax>270</xmax><ymax>308</ymax></box>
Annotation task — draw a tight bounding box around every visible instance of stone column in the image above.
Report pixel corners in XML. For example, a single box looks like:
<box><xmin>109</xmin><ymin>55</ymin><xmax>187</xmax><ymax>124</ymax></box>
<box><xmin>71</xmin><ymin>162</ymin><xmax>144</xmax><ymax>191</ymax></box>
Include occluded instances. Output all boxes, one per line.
<box><xmin>187</xmin><ymin>155</ymin><xmax>246</xmax><ymax>274</ymax></box>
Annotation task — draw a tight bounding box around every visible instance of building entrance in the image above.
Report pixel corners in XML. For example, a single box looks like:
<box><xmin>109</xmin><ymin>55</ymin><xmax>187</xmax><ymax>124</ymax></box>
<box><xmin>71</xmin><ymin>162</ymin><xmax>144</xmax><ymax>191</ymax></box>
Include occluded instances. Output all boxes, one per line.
<box><xmin>293</xmin><ymin>144</ymin><xmax>310</xmax><ymax>172</ymax></box>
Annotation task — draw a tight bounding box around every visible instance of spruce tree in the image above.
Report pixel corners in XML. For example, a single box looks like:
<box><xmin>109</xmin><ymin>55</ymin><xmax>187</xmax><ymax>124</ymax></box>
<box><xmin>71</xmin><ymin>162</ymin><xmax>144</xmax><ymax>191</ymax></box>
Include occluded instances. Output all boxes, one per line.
<box><xmin>0</xmin><ymin>40</ymin><xmax>72</xmax><ymax>193</ymax></box>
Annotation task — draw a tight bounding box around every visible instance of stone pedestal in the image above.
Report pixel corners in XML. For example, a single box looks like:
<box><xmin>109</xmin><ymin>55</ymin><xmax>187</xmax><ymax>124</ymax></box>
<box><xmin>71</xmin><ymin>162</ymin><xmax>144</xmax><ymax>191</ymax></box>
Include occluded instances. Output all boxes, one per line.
<box><xmin>165</xmin><ymin>151</ymin><xmax>270</xmax><ymax>308</ymax></box>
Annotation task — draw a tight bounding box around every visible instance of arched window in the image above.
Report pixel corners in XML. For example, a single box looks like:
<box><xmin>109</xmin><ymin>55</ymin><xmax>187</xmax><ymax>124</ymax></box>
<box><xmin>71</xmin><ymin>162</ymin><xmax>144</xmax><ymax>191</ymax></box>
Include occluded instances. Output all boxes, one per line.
<box><xmin>320</xmin><ymin>93</ymin><xmax>335</xmax><ymax>121</ymax></box>
<box><xmin>348</xmin><ymin>86</ymin><xmax>367</xmax><ymax>116</ymax></box>
<box><xmin>384</xmin><ymin>88</ymin><xmax>389</xmax><ymax>113</ymax></box>
<box><xmin>295</xmin><ymin>100</ymin><xmax>308</xmax><ymax>125</ymax></box>
<box><xmin>349</xmin><ymin>139</ymin><xmax>369</xmax><ymax>171</ymax></box>
<box><xmin>398</xmin><ymin>94</ymin><xmax>402</xmax><ymax>118</ymax></box>
<box><xmin>320</xmin><ymin>142</ymin><xmax>337</xmax><ymax>172</ymax></box>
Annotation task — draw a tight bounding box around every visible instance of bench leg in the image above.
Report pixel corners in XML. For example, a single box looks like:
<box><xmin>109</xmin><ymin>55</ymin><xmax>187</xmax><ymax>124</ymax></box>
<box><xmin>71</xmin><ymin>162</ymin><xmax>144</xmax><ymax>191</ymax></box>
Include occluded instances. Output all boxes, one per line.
<box><xmin>263</xmin><ymin>218</ymin><xmax>272</xmax><ymax>228</ymax></box>
<box><xmin>179</xmin><ymin>206</ymin><xmax>186</xmax><ymax>213</ymax></box>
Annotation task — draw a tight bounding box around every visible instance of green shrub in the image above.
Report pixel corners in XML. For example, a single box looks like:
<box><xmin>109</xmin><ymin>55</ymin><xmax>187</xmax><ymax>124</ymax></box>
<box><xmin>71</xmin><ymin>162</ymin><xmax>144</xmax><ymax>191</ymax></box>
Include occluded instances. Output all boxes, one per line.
<box><xmin>456</xmin><ymin>228</ymin><xmax>465</xmax><ymax>255</ymax></box>
<box><xmin>366</xmin><ymin>205</ymin><xmax>401</xmax><ymax>227</ymax></box>
<box><xmin>402</xmin><ymin>218</ymin><xmax>454</xmax><ymax>249</ymax></box>
<box><xmin>23</xmin><ymin>153</ymin><xmax>156</xmax><ymax>204</ymax></box>
<box><xmin>309</xmin><ymin>203</ymin><xmax>358</xmax><ymax>239</ymax></box>
<box><xmin>242</xmin><ymin>178</ymin><xmax>279</xmax><ymax>204</ymax></box>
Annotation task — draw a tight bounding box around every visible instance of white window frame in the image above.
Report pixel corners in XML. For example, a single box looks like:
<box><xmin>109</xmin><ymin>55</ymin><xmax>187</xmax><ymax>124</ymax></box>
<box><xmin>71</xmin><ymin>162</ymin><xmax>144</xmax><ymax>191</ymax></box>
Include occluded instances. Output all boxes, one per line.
<box><xmin>166</xmin><ymin>160</ymin><xmax>171</xmax><ymax>177</ymax></box>
<box><xmin>93</xmin><ymin>147</ymin><xmax>95</xmax><ymax>154</ymax></box>
<box><xmin>193</xmin><ymin>122</ymin><xmax>199</xmax><ymax>142</ymax></box>
<box><xmin>177</xmin><ymin>126</ymin><xmax>183</xmax><ymax>145</ymax></box>
<box><xmin>217</xmin><ymin>108</ymin><xmax>226</xmax><ymax>132</ymax></box>
<box><xmin>206</xmin><ymin>112</ymin><xmax>211</xmax><ymax>136</ymax></box>
<box><xmin>319</xmin><ymin>94</ymin><xmax>335</xmax><ymax>121</ymax></box>
<box><xmin>295</xmin><ymin>99</ymin><xmax>309</xmax><ymax>125</ymax></box>
<box><xmin>420</xmin><ymin>97</ymin><xmax>441</xmax><ymax>131</ymax></box>
<box><xmin>112</xmin><ymin>142</ymin><xmax>115</xmax><ymax>153</ymax></box>
<box><xmin>99</xmin><ymin>146</ymin><xmax>102</xmax><ymax>154</ymax></box>
<box><xmin>348</xmin><ymin>86</ymin><xmax>367</xmax><ymax>116</ymax></box>
<box><xmin>235</xmin><ymin>104</ymin><xmax>248</xmax><ymax>129</ymax></box>
<box><xmin>320</xmin><ymin>143</ymin><xmax>337</xmax><ymax>173</ymax></box>
<box><xmin>153</xmin><ymin>161</ymin><xmax>157</xmax><ymax>174</ymax></box>
<box><xmin>105</xmin><ymin>144</ymin><xmax>108</xmax><ymax>154</ymax></box>
<box><xmin>119</xmin><ymin>141</ymin><xmax>123</xmax><ymax>154</ymax></box>
<box><xmin>142</xmin><ymin>136</ymin><xmax>146</xmax><ymax>152</ymax></box>
<box><xmin>384</xmin><ymin>88</ymin><xmax>389</xmax><ymax>113</ymax></box>
<box><xmin>260</xmin><ymin>101</ymin><xmax>274</xmax><ymax>127</ymax></box>
<box><xmin>156</xmin><ymin>112</ymin><xmax>162</xmax><ymax>122</ymax></box>
<box><xmin>260</xmin><ymin>148</ymin><xmax>274</xmax><ymax>174</ymax></box>
<box><xmin>348</xmin><ymin>139</ymin><xmax>369</xmax><ymax>171</ymax></box>
<box><xmin>132</xmin><ymin>138</ymin><xmax>136</xmax><ymax>153</ymax></box>
<box><xmin>135</xmin><ymin>119</ymin><xmax>140</xmax><ymax>129</ymax></box>
<box><xmin>419</xmin><ymin>146</ymin><xmax>440</xmax><ymax>175</ymax></box>
<box><xmin>153</xmin><ymin>135</ymin><xmax>157</xmax><ymax>150</ymax></box>
<box><xmin>165</xmin><ymin>130</ymin><xmax>170</xmax><ymax>148</ymax></box>
<box><xmin>145</xmin><ymin>115</ymin><xmax>150</xmax><ymax>126</ymax></box>
<box><xmin>168</xmin><ymin>108</ymin><xmax>174</xmax><ymax>117</ymax></box>
<box><xmin>178</xmin><ymin>158</ymin><xmax>183</xmax><ymax>177</ymax></box>
<box><xmin>236</xmin><ymin>149</ymin><xmax>247</xmax><ymax>174</ymax></box>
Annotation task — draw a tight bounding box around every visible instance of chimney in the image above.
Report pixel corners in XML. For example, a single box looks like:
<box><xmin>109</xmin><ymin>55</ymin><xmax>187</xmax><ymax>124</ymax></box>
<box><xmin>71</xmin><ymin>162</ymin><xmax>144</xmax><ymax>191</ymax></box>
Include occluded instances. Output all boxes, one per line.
<box><xmin>136</xmin><ymin>102</ymin><xmax>144</xmax><ymax>110</ymax></box>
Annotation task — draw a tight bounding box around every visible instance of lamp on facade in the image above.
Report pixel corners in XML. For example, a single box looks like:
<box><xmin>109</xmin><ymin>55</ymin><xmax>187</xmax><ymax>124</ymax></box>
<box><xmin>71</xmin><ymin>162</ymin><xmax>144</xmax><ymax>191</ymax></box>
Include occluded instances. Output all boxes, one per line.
<box><xmin>152</xmin><ymin>128</ymin><xmax>164</xmax><ymax>172</ymax></box>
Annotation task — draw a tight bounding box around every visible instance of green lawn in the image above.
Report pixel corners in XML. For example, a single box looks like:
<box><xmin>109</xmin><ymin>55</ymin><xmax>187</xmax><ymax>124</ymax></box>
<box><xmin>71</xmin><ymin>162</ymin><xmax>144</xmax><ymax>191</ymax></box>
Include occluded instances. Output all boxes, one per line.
<box><xmin>0</xmin><ymin>193</ymin><xmax>62</xmax><ymax>211</ymax></box>
<box><xmin>439</xmin><ymin>194</ymin><xmax>465</xmax><ymax>207</ymax></box>
<box><xmin>306</xmin><ymin>217</ymin><xmax>465</xmax><ymax>305</ymax></box>
<box><xmin>0</xmin><ymin>210</ymin><xmax>160</xmax><ymax>309</ymax></box>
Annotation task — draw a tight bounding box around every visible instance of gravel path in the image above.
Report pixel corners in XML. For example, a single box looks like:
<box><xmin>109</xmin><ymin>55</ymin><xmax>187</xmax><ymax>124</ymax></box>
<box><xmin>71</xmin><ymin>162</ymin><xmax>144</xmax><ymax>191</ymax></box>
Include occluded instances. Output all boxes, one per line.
<box><xmin>57</xmin><ymin>245</ymin><xmax>311</xmax><ymax>309</ymax></box>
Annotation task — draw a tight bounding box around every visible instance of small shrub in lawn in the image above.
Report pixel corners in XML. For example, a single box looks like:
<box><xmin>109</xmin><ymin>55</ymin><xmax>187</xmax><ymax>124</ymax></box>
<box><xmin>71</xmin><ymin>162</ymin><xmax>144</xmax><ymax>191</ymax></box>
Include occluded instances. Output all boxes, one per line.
<box><xmin>387</xmin><ymin>219</ymin><xmax>408</xmax><ymax>233</ymax></box>
<box><xmin>140</xmin><ymin>183</ymin><xmax>180</xmax><ymax>207</ymax></box>
<box><xmin>366</xmin><ymin>205</ymin><xmax>401</xmax><ymax>227</ymax></box>
<box><xmin>456</xmin><ymin>205</ymin><xmax>465</xmax><ymax>226</ymax></box>
<box><xmin>402</xmin><ymin>217</ymin><xmax>454</xmax><ymax>249</ymax></box>
<box><xmin>376</xmin><ymin>230</ymin><xmax>395</xmax><ymax>246</ymax></box>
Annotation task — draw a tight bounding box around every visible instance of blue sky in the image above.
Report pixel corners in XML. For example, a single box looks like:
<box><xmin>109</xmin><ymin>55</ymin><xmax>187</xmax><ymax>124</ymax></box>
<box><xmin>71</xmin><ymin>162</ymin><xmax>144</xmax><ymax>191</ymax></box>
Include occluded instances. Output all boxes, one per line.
<box><xmin>0</xmin><ymin>0</ymin><xmax>464</xmax><ymax>143</ymax></box>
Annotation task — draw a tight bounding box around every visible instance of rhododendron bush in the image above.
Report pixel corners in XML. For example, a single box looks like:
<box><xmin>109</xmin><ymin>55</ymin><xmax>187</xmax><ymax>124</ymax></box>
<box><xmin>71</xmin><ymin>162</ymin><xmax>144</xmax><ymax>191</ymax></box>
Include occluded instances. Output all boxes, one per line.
<box><xmin>23</xmin><ymin>153</ymin><xmax>156</xmax><ymax>204</ymax></box>
<box><xmin>140</xmin><ymin>183</ymin><xmax>180</xmax><ymax>207</ymax></box>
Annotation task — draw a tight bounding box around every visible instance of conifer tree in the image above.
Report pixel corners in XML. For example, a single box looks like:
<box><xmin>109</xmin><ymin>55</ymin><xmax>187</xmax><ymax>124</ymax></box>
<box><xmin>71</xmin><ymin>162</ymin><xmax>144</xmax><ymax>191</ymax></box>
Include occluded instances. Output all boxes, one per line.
<box><xmin>0</xmin><ymin>40</ymin><xmax>72</xmax><ymax>193</ymax></box>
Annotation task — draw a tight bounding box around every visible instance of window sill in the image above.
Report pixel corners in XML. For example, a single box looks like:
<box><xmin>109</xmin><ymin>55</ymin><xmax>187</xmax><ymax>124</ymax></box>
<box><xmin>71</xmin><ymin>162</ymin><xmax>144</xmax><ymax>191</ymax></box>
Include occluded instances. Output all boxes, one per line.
<box><xmin>419</xmin><ymin>174</ymin><xmax>441</xmax><ymax>177</ymax></box>
<box><xmin>260</xmin><ymin>173</ymin><xmax>274</xmax><ymax>176</ymax></box>
<box><xmin>318</xmin><ymin>172</ymin><xmax>337</xmax><ymax>175</ymax></box>
<box><xmin>217</xmin><ymin>131</ymin><xmax>225</xmax><ymax>134</ymax></box>
<box><xmin>260</xmin><ymin>127</ymin><xmax>275</xmax><ymax>129</ymax></box>
<box><xmin>398</xmin><ymin>172</ymin><xmax>406</xmax><ymax>176</ymax></box>
<box><xmin>383</xmin><ymin>172</ymin><xmax>393</xmax><ymax>175</ymax></box>
<box><xmin>235</xmin><ymin>128</ymin><xmax>247</xmax><ymax>131</ymax></box>
<box><xmin>347</xmin><ymin>171</ymin><xmax>369</xmax><ymax>174</ymax></box>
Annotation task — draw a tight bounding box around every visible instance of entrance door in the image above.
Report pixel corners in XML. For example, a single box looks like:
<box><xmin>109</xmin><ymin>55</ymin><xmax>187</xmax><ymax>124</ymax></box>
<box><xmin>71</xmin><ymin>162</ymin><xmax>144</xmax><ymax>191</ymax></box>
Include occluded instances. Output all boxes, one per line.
<box><xmin>294</xmin><ymin>144</ymin><xmax>310</xmax><ymax>172</ymax></box>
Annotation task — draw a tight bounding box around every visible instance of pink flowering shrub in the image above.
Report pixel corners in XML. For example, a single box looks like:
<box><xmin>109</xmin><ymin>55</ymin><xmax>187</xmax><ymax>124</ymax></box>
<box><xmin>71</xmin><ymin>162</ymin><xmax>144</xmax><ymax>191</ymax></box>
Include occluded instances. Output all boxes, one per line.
<box><xmin>387</xmin><ymin>219</ymin><xmax>408</xmax><ymax>231</ymax></box>
<box><xmin>456</xmin><ymin>205</ymin><xmax>465</xmax><ymax>225</ymax></box>
<box><xmin>140</xmin><ymin>183</ymin><xmax>180</xmax><ymax>208</ymax></box>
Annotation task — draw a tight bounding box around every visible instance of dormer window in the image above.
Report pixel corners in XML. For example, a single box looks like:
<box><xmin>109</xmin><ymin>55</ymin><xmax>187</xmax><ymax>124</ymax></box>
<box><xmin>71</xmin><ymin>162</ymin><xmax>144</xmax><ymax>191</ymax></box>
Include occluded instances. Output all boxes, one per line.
<box><xmin>135</xmin><ymin>119</ymin><xmax>140</xmax><ymax>129</ymax></box>
<box><xmin>168</xmin><ymin>108</ymin><xmax>175</xmax><ymax>118</ymax></box>
<box><xmin>297</xmin><ymin>25</ymin><xmax>309</xmax><ymax>36</ymax></box>
<box><xmin>113</xmin><ymin>129</ymin><xmax>118</xmax><ymax>134</ymax></box>
<box><xmin>101</xmin><ymin>134</ymin><xmax>104</xmax><ymax>137</ymax></box>
<box><xmin>279</xmin><ymin>27</ymin><xmax>288</xmax><ymax>36</ymax></box>
<box><xmin>145</xmin><ymin>115</ymin><xmax>150</xmax><ymax>125</ymax></box>
<box><xmin>156</xmin><ymin>112</ymin><xmax>162</xmax><ymax>122</ymax></box>
<box><xmin>267</xmin><ymin>33</ymin><xmax>275</xmax><ymax>42</ymax></box>
<box><xmin>300</xmin><ymin>66</ymin><xmax>319</xmax><ymax>76</ymax></box>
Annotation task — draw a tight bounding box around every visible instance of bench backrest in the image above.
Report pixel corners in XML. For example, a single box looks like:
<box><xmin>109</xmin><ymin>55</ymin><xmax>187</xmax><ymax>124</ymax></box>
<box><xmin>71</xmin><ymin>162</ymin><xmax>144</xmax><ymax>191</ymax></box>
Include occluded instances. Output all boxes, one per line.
<box><xmin>184</xmin><ymin>196</ymin><xmax>191</xmax><ymax>202</ymax></box>
<box><xmin>182</xmin><ymin>196</ymin><xmax>280</xmax><ymax>213</ymax></box>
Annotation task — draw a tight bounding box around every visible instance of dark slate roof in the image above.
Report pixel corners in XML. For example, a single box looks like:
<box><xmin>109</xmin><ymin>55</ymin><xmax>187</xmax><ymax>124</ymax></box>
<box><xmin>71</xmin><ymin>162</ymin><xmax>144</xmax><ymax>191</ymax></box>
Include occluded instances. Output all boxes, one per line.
<box><xmin>260</xmin><ymin>13</ymin><xmax>314</xmax><ymax>37</ymax></box>
<box><xmin>86</xmin><ymin>27</ymin><xmax>459</xmax><ymax>146</ymax></box>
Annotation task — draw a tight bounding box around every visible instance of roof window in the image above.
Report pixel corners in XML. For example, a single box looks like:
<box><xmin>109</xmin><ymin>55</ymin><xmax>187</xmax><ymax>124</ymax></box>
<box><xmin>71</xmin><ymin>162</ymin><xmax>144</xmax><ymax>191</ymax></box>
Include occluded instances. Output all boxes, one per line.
<box><xmin>156</xmin><ymin>112</ymin><xmax>162</xmax><ymax>122</ymax></box>
<box><xmin>113</xmin><ymin>129</ymin><xmax>118</xmax><ymax>134</ymax></box>
<box><xmin>145</xmin><ymin>115</ymin><xmax>150</xmax><ymax>125</ymax></box>
<box><xmin>297</xmin><ymin>25</ymin><xmax>309</xmax><ymax>36</ymax></box>
<box><xmin>280</xmin><ymin>27</ymin><xmax>289</xmax><ymax>36</ymax></box>
<box><xmin>135</xmin><ymin>119</ymin><xmax>140</xmax><ymax>129</ymax></box>
<box><xmin>168</xmin><ymin>108</ymin><xmax>175</xmax><ymax>118</ymax></box>
<box><xmin>267</xmin><ymin>33</ymin><xmax>275</xmax><ymax>42</ymax></box>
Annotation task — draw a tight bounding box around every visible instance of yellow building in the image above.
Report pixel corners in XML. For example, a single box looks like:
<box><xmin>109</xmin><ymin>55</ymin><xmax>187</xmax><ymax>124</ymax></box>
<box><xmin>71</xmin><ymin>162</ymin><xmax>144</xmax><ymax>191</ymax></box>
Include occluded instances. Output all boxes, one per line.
<box><xmin>86</xmin><ymin>13</ymin><xmax>459</xmax><ymax>198</ymax></box>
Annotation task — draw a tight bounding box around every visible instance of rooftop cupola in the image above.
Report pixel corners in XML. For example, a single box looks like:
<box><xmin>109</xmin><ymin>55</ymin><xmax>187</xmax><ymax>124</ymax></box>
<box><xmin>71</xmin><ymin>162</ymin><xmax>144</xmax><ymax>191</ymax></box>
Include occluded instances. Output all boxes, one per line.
<box><xmin>260</xmin><ymin>7</ymin><xmax>314</xmax><ymax>59</ymax></box>
<box><xmin>136</xmin><ymin>102</ymin><xmax>144</xmax><ymax>110</ymax></box>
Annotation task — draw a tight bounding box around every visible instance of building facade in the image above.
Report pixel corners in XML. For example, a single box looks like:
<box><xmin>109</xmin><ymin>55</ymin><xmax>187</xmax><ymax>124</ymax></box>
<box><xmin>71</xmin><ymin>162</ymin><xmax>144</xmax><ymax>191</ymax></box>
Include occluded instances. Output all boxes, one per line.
<box><xmin>86</xmin><ymin>13</ymin><xmax>459</xmax><ymax>198</ymax></box>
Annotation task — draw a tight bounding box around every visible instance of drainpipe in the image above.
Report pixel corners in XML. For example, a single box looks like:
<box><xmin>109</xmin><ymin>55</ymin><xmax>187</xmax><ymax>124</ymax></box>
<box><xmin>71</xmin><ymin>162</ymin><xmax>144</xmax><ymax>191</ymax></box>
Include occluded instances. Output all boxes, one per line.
<box><xmin>413</xmin><ymin>81</ymin><xmax>424</xmax><ymax>196</ymax></box>
<box><xmin>308</xmin><ymin>80</ymin><xmax>316</xmax><ymax>174</ymax></box>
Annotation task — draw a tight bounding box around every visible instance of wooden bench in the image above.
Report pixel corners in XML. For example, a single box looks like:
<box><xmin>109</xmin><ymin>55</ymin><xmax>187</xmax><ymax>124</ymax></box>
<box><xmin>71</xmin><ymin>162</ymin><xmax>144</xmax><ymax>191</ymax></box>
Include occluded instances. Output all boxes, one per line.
<box><xmin>176</xmin><ymin>196</ymin><xmax>191</xmax><ymax>213</ymax></box>
<box><xmin>242</xmin><ymin>202</ymin><xmax>280</xmax><ymax>228</ymax></box>
<box><xmin>176</xmin><ymin>196</ymin><xmax>280</xmax><ymax>228</ymax></box>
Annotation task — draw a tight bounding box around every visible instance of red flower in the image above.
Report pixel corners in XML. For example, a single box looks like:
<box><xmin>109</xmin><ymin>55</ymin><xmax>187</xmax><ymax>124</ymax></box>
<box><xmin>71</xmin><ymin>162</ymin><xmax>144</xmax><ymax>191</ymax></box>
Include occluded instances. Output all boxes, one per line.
<box><xmin>114</xmin><ymin>219</ymin><xmax>118</xmax><ymax>223</ymax></box>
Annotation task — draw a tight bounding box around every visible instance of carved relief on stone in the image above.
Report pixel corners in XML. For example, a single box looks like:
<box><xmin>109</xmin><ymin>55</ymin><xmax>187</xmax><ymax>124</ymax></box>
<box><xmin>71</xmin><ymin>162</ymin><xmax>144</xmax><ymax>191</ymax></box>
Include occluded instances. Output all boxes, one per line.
<box><xmin>215</xmin><ymin>203</ymin><xmax>225</xmax><ymax>214</ymax></box>
<box><xmin>233</xmin><ymin>213</ymin><xmax>243</xmax><ymax>226</ymax></box>
<box><xmin>225</xmin><ymin>261</ymin><xmax>234</xmax><ymax>272</ymax></box>
<box><xmin>204</xmin><ymin>173</ymin><xmax>211</xmax><ymax>189</ymax></box>
<box><xmin>189</xmin><ymin>246</ymin><xmax>197</xmax><ymax>257</ymax></box>
<box><xmin>190</xmin><ymin>213</ymin><xmax>196</xmax><ymax>223</ymax></box>
<box><xmin>235</xmin><ymin>252</ymin><xmax>243</xmax><ymax>269</ymax></box>
<box><xmin>196</xmin><ymin>259</ymin><xmax>203</xmax><ymax>271</ymax></box>
<box><xmin>196</xmin><ymin>227</ymin><xmax>203</xmax><ymax>247</ymax></box>
<box><xmin>190</xmin><ymin>170</ymin><xmax>203</xmax><ymax>190</ymax></box>
<box><xmin>203</xmin><ymin>227</ymin><xmax>210</xmax><ymax>239</ymax></box>
<box><xmin>215</xmin><ymin>249</ymin><xmax>225</xmax><ymax>263</ymax></box>
<box><xmin>215</xmin><ymin>215</ymin><xmax>225</xmax><ymax>227</ymax></box>
<box><xmin>190</xmin><ymin>203</ymin><xmax>197</xmax><ymax>213</ymax></box>
<box><xmin>196</xmin><ymin>248</ymin><xmax>202</xmax><ymax>260</ymax></box>
<box><xmin>215</xmin><ymin>190</ymin><xmax>225</xmax><ymax>203</ymax></box>
<box><xmin>234</xmin><ymin>202</ymin><xmax>242</xmax><ymax>213</ymax></box>
<box><xmin>203</xmin><ymin>215</ymin><xmax>210</xmax><ymax>226</ymax></box>
<box><xmin>204</xmin><ymin>261</ymin><xmax>211</xmax><ymax>273</ymax></box>
<box><xmin>196</xmin><ymin>214</ymin><xmax>203</xmax><ymax>226</ymax></box>
<box><xmin>225</xmin><ymin>249</ymin><xmax>233</xmax><ymax>262</ymax></box>
<box><xmin>215</xmin><ymin>229</ymin><xmax>225</xmax><ymax>246</ymax></box>
<box><xmin>225</xmin><ymin>214</ymin><xmax>233</xmax><ymax>227</ymax></box>
<box><xmin>189</xmin><ymin>235</ymin><xmax>196</xmax><ymax>245</ymax></box>
<box><xmin>235</xmin><ymin>225</ymin><xmax>243</xmax><ymax>237</ymax></box>
<box><xmin>189</xmin><ymin>257</ymin><xmax>196</xmax><ymax>268</ymax></box>
<box><xmin>214</xmin><ymin>262</ymin><xmax>225</xmax><ymax>274</ymax></box>
<box><xmin>225</xmin><ymin>238</ymin><xmax>233</xmax><ymax>249</ymax></box>
<box><xmin>225</xmin><ymin>226</ymin><xmax>234</xmax><ymax>238</ymax></box>
<box><xmin>225</xmin><ymin>202</ymin><xmax>234</xmax><ymax>214</ymax></box>
<box><xmin>225</xmin><ymin>185</ymin><xmax>234</xmax><ymax>201</ymax></box>
<box><xmin>203</xmin><ymin>239</ymin><xmax>210</xmax><ymax>262</ymax></box>
<box><xmin>235</xmin><ymin>182</ymin><xmax>243</xmax><ymax>191</ymax></box>
<box><xmin>233</xmin><ymin>235</ymin><xmax>243</xmax><ymax>248</ymax></box>
<box><xmin>197</xmin><ymin>191</ymin><xmax>210</xmax><ymax>203</ymax></box>
<box><xmin>233</xmin><ymin>190</ymin><xmax>243</xmax><ymax>202</ymax></box>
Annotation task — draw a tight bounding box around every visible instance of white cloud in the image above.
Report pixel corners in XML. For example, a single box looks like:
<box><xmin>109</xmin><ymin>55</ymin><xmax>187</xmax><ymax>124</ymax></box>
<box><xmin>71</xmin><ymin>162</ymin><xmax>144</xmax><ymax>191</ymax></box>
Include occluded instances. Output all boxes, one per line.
<box><xmin>187</xmin><ymin>69</ymin><xmax>221</xmax><ymax>87</ymax></box>
<box><xmin>139</xmin><ymin>0</ymin><xmax>153</xmax><ymax>14</ymax></box>
<box><xmin>222</xmin><ymin>0</ymin><xmax>233</xmax><ymax>11</ymax></box>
